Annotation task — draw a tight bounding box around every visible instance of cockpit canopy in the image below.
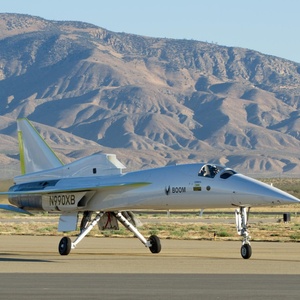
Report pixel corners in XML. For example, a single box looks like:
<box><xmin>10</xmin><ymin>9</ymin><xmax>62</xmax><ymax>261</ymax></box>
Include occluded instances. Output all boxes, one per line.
<box><xmin>198</xmin><ymin>164</ymin><xmax>237</xmax><ymax>179</ymax></box>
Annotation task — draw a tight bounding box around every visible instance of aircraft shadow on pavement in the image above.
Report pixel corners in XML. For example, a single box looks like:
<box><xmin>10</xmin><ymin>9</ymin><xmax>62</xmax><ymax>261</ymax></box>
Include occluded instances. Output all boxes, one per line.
<box><xmin>0</xmin><ymin>253</ymin><xmax>52</xmax><ymax>263</ymax></box>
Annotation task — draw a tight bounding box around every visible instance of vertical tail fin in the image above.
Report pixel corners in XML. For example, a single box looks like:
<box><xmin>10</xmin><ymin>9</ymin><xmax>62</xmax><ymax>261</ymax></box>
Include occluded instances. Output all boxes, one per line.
<box><xmin>17</xmin><ymin>118</ymin><xmax>63</xmax><ymax>174</ymax></box>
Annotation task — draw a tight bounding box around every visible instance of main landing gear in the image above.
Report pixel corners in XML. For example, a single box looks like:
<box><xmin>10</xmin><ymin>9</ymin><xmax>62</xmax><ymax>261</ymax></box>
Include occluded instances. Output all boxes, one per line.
<box><xmin>58</xmin><ymin>211</ymin><xmax>161</xmax><ymax>256</ymax></box>
<box><xmin>235</xmin><ymin>207</ymin><xmax>252</xmax><ymax>259</ymax></box>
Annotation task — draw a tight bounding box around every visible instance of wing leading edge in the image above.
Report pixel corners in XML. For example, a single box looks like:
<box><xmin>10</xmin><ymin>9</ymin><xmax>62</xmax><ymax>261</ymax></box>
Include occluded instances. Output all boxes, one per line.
<box><xmin>0</xmin><ymin>204</ymin><xmax>32</xmax><ymax>215</ymax></box>
<box><xmin>2</xmin><ymin>181</ymin><xmax>150</xmax><ymax>195</ymax></box>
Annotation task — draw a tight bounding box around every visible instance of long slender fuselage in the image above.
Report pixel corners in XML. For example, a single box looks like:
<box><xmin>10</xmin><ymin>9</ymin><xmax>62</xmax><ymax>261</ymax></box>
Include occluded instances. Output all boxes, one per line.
<box><xmin>8</xmin><ymin>119</ymin><xmax>300</xmax><ymax>259</ymax></box>
<box><xmin>8</xmin><ymin>163</ymin><xmax>300</xmax><ymax>212</ymax></box>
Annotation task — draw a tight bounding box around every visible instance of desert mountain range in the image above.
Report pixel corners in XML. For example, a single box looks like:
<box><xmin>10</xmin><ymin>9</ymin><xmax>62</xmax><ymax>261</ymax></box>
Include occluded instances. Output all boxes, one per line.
<box><xmin>1</xmin><ymin>13</ymin><xmax>300</xmax><ymax>178</ymax></box>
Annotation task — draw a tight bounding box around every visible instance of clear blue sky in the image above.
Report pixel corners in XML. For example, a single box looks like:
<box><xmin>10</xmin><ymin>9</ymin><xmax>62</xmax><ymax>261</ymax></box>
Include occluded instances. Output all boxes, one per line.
<box><xmin>2</xmin><ymin>0</ymin><xmax>300</xmax><ymax>63</ymax></box>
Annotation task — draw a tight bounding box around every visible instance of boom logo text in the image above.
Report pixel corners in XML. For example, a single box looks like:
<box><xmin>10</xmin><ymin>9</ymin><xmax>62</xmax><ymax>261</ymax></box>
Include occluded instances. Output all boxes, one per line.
<box><xmin>165</xmin><ymin>186</ymin><xmax>186</xmax><ymax>195</ymax></box>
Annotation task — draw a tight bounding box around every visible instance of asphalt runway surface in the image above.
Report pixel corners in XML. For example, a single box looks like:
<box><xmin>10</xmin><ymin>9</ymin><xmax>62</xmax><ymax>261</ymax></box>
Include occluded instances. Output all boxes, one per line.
<box><xmin>0</xmin><ymin>236</ymin><xmax>300</xmax><ymax>299</ymax></box>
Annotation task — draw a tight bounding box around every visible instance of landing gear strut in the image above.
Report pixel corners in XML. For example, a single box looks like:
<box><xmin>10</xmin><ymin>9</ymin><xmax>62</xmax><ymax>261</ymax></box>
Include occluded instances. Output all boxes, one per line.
<box><xmin>235</xmin><ymin>207</ymin><xmax>252</xmax><ymax>259</ymax></box>
<box><xmin>58</xmin><ymin>211</ymin><xmax>161</xmax><ymax>255</ymax></box>
<box><xmin>114</xmin><ymin>212</ymin><xmax>161</xmax><ymax>253</ymax></box>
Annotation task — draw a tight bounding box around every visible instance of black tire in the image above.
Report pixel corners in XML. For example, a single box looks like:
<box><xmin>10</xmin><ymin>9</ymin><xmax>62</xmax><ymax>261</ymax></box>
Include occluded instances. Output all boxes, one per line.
<box><xmin>148</xmin><ymin>235</ymin><xmax>161</xmax><ymax>254</ymax></box>
<box><xmin>241</xmin><ymin>244</ymin><xmax>252</xmax><ymax>259</ymax></box>
<box><xmin>58</xmin><ymin>237</ymin><xmax>72</xmax><ymax>255</ymax></box>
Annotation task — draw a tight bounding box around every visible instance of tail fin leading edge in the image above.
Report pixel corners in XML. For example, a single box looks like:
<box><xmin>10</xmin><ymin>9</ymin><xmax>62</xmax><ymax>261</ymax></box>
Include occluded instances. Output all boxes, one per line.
<box><xmin>17</xmin><ymin>118</ymin><xmax>63</xmax><ymax>174</ymax></box>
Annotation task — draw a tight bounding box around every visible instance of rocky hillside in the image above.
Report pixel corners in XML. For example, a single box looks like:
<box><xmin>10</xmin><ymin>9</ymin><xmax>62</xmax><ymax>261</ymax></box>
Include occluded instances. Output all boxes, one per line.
<box><xmin>1</xmin><ymin>13</ymin><xmax>300</xmax><ymax>178</ymax></box>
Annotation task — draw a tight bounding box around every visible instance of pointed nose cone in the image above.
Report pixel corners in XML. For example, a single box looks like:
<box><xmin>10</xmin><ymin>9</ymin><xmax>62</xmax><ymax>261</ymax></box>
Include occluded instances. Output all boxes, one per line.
<box><xmin>267</xmin><ymin>186</ymin><xmax>300</xmax><ymax>205</ymax></box>
<box><xmin>231</xmin><ymin>174</ymin><xmax>300</xmax><ymax>206</ymax></box>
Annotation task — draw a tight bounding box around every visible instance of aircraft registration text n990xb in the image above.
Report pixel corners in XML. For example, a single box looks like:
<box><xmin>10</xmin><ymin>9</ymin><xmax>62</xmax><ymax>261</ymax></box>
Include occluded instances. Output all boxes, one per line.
<box><xmin>42</xmin><ymin>192</ymin><xmax>86</xmax><ymax>212</ymax></box>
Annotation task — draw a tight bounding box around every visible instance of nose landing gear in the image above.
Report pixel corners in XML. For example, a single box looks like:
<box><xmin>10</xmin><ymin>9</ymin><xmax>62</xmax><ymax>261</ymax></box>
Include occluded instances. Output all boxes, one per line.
<box><xmin>235</xmin><ymin>207</ymin><xmax>252</xmax><ymax>259</ymax></box>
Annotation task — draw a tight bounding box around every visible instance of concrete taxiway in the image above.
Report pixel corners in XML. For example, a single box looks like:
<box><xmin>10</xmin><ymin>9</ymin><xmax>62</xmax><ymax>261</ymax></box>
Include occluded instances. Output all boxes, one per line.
<box><xmin>0</xmin><ymin>236</ymin><xmax>299</xmax><ymax>299</ymax></box>
<box><xmin>0</xmin><ymin>235</ymin><xmax>300</xmax><ymax>274</ymax></box>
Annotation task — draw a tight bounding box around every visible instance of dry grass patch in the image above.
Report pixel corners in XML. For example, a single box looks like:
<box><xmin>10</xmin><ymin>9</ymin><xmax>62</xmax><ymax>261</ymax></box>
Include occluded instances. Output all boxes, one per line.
<box><xmin>1</xmin><ymin>213</ymin><xmax>300</xmax><ymax>243</ymax></box>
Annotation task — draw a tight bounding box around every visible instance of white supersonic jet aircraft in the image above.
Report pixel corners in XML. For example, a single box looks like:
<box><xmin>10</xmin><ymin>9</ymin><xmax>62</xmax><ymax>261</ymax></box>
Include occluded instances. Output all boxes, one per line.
<box><xmin>0</xmin><ymin>118</ymin><xmax>299</xmax><ymax>259</ymax></box>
